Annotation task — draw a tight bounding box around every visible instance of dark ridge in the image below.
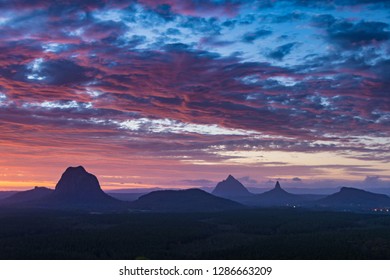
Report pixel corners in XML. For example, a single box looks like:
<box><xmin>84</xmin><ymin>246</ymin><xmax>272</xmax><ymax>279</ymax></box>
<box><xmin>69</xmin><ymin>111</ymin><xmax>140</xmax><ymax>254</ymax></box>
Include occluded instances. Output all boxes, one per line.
<box><xmin>1</xmin><ymin>187</ymin><xmax>53</xmax><ymax>205</ymax></box>
<box><xmin>131</xmin><ymin>188</ymin><xmax>245</xmax><ymax>212</ymax></box>
<box><xmin>247</xmin><ymin>181</ymin><xmax>311</xmax><ymax>207</ymax></box>
<box><xmin>316</xmin><ymin>187</ymin><xmax>390</xmax><ymax>209</ymax></box>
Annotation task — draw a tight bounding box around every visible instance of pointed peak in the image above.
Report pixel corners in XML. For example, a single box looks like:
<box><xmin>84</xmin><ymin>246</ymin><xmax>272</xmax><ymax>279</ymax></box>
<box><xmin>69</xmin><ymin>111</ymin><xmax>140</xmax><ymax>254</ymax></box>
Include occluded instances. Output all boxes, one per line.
<box><xmin>227</xmin><ymin>174</ymin><xmax>235</xmax><ymax>180</ymax></box>
<box><xmin>275</xmin><ymin>181</ymin><xmax>281</xmax><ymax>189</ymax></box>
<box><xmin>212</xmin><ymin>175</ymin><xmax>251</xmax><ymax>197</ymax></box>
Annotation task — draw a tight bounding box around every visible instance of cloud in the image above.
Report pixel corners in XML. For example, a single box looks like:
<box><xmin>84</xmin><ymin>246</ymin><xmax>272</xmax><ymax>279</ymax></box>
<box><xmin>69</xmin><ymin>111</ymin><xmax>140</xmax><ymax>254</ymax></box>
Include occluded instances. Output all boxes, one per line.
<box><xmin>326</xmin><ymin>20</ymin><xmax>390</xmax><ymax>49</ymax></box>
<box><xmin>0</xmin><ymin>0</ymin><xmax>389</xmax><ymax>188</ymax></box>
<box><xmin>177</xmin><ymin>179</ymin><xmax>216</xmax><ymax>188</ymax></box>
<box><xmin>138</xmin><ymin>0</ymin><xmax>242</xmax><ymax>17</ymax></box>
<box><xmin>242</xmin><ymin>29</ymin><xmax>272</xmax><ymax>43</ymax></box>
<box><xmin>237</xmin><ymin>176</ymin><xmax>260</xmax><ymax>187</ymax></box>
<box><xmin>312</xmin><ymin>15</ymin><xmax>390</xmax><ymax>50</ymax></box>
<box><xmin>359</xmin><ymin>176</ymin><xmax>390</xmax><ymax>188</ymax></box>
<box><xmin>267</xmin><ymin>42</ymin><xmax>297</xmax><ymax>60</ymax></box>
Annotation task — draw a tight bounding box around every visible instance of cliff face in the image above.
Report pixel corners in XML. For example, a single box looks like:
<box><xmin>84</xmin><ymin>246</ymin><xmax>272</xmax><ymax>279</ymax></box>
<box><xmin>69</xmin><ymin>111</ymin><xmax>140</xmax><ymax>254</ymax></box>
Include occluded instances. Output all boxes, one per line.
<box><xmin>49</xmin><ymin>166</ymin><xmax>122</xmax><ymax>210</ymax></box>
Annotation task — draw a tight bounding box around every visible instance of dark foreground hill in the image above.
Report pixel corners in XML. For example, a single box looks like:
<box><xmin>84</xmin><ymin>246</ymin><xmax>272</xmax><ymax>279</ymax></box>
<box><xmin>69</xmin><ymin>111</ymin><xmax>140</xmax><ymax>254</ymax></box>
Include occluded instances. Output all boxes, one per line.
<box><xmin>315</xmin><ymin>187</ymin><xmax>390</xmax><ymax>210</ymax></box>
<box><xmin>131</xmin><ymin>188</ymin><xmax>245</xmax><ymax>212</ymax></box>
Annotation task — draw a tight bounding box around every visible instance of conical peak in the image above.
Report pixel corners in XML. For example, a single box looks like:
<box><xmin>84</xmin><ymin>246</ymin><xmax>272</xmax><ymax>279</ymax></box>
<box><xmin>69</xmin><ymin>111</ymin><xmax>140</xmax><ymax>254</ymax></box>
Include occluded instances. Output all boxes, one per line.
<box><xmin>212</xmin><ymin>175</ymin><xmax>251</xmax><ymax>197</ymax></box>
<box><xmin>226</xmin><ymin>174</ymin><xmax>236</xmax><ymax>181</ymax></box>
<box><xmin>275</xmin><ymin>181</ymin><xmax>281</xmax><ymax>189</ymax></box>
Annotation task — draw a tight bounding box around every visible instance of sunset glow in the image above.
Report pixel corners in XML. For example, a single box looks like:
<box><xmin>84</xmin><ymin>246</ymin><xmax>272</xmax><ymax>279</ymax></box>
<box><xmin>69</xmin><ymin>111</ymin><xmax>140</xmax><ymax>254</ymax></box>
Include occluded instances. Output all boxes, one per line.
<box><xmin>0</xmin><ymin>0</ymin><xmax>389</xmax><ymax>191</ymax></box>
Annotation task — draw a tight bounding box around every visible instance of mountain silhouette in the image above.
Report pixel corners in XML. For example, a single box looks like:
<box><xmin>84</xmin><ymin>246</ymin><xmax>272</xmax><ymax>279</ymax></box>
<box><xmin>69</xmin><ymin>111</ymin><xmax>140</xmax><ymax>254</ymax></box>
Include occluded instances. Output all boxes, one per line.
<box><xmin>212</xmin><ymin>175</ymin><xmax>253</xmax><ymax>202</ymax></box>
<box><xmin>52</xmin><ymin>166</ymin><xmax>110</xmax><ymax>202</ymax></box>
<box><xmin>1</xmin><ymin>187</ymin><xmax>53</xmax><ymax>205</ymax></box>
<box><xmin>0</xmin><ymin>191</ymin><xmax>17</xmax><ymax>200</ymax></box>
<box><xmin>46</xmin><ymin>166</ymin><xmax>123</xmax><ymax>210</ymax></box>
<box><xmin>316</xmin><ymin>187</ymin><xmax>390</xmax><ymax>209</ymax></box>
<box><xmin>131</xmin><ymin>188</ymin><xmax>244</xmax><ymax>212</ymax></box>
<box><xmin>247</xmin><ymin>181</ymin><xmax>309</xmax><ymax>207</ymax></box>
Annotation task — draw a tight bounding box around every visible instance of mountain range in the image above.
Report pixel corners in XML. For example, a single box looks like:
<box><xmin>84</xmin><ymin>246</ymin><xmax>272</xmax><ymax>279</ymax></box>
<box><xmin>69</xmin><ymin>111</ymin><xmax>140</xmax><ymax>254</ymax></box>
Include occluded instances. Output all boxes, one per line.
<box><xmin>1</xmin><ymin>166</ymin><xmax>389</xmax><ymax>213</ymax></box>
<box><xmin>0</xmin><ymin>166</ymin><xmax>244</xmax><ymax>212</ymax></box>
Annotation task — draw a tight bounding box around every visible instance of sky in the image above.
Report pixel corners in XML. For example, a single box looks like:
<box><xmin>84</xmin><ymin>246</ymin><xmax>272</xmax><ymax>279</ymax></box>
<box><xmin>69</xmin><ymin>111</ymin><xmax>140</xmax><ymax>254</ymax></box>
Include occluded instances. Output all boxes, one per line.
<box><xmin>0</xmin><ymin>0</ymin><xmax>389</xmax><ymax>191</ymax></box>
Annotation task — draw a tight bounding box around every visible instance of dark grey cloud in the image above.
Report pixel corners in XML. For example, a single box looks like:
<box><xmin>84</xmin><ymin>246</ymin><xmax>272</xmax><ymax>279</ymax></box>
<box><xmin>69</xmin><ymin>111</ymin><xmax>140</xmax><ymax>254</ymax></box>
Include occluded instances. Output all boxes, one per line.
<box><xmin>179</xmin><ymin>16</ymin><xmax>222</xmax><ymax>35</ymax></box>
<box><xmin>327</xmin><ymin>20</ymin><xmax>390</xmax><ymax>48</ymax></box>
<box><xmin>267</xmin><ymin>42</ymin><xmax>297</xmax><ymax>60</ymax></box>
<box><xmin>151</xmin><ymin>3</ymin><xmax>176</xmax><ymax>21</ymax></box>
<box><xmin>258</xmin><ymin>11</ymin><xmax>307</xmax><ymax>23</ymax></box>
<box><xmin>242</xmin><ymin>29</ymin><xmax>272</xmax><ymax>43</ymax></box>
<box><xmin>237</xmin><ymin>176</ymin><xmax>260</xmax><ymax>187</ymax></box>
<box><xmin>178</xmin><ymin>179</ymin><xmax>216</xmax><ymax>187</ymax></box>
<box><xmin>284</xmin><ymin>0</ymin><xmax>390</xmax><ymax>8</ymax></box>
<box><xmin>312</xmin><ymin>15</ymin><xmax>390</xmax><ymax>50</ymax></box>
<box><xmin>166</xmin><ymin>28</ymin><xmax>181</xmax><ymax>36</ymax></box>
<box><xmin>34</xmin><ymin>59</ymin><xmax>96</xmax><ymax>85</ymax></box>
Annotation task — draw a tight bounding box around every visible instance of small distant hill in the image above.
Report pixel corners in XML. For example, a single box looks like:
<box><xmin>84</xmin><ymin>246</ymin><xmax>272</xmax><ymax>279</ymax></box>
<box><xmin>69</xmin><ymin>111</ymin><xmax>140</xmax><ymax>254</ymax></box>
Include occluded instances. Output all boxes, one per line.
<box><xmin>316</xmin><ymin>187</ymin><xmax>390</xmax><ymax>210</ymax></box>
<box><xmin>212</xmin><ymin>175</ymin><xmax>253</xmax><ymax>202</ymax></box>
<box><xmin>1</xmin><ymin>187</ymin><xmax>53</xmax><ymax>205</ymax></box>
<box><xmin>251</xmin><ymin>181</ymin><xmax>300</xmax><ymax>206</ymax></box>
<box><xmin>246</xmin><ymin>181</ymin><xmax>319</xmax><ymax>207</ymax></box>
<box><xmin>131</xmin><ymin>188</ymin><xmax>244</xmax><ymax>212</ymax></box>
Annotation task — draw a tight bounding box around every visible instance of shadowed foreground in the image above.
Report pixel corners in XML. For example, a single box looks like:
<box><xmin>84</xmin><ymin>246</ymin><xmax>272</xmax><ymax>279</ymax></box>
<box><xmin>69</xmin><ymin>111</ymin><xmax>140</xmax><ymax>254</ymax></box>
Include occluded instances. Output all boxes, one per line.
<box><xmin>1</xmin><ymin>208</ymin><xmax>390</xmax><ymax>259</ymax></box>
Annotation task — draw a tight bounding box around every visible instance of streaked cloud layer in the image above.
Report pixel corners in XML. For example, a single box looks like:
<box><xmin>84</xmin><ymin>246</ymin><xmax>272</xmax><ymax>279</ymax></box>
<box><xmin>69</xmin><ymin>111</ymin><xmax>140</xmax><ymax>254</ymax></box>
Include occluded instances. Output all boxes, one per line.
<box><xmin>0</xmin><ymin>0</ymin><xmax>389</xmax><ymax>190</ymax></box>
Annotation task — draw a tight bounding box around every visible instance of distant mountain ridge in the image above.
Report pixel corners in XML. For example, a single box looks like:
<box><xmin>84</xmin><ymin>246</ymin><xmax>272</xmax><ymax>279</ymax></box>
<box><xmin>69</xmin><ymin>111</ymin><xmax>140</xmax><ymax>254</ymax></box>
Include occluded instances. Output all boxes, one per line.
<box><xmin>246</xmin><ymin>181</ymin><xmax>324</xmax><ymax>207</ymax></box>
<box><xmin>315</xmin><ymin>187</ymin><xmax>390</xmax><ymax>209</ymax></box>
<box><xmin>1</xmin><ymin>168</ymin><xmax>390</xmax><ymax>213</ymax></box>
<box><xmin>131</xmin><ymin>188</ymin><xmax>244</xmax><ymax>212</ymax></box>
<box><xmin>2</xmin><ymin>187</ymin><xmax>53</xmax><ymax>205</ymax></box>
